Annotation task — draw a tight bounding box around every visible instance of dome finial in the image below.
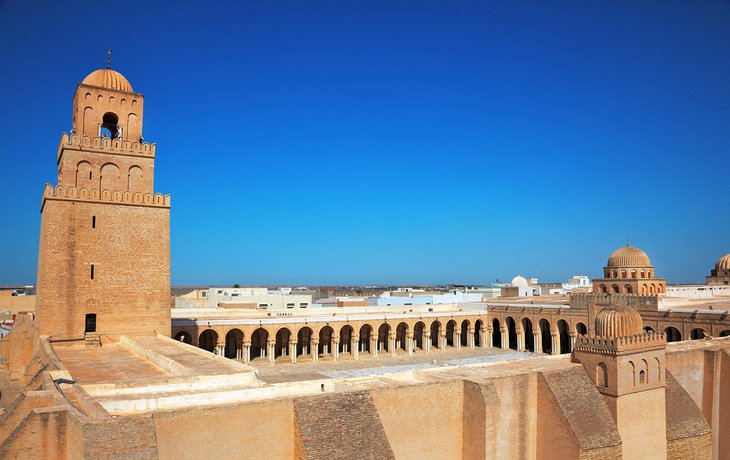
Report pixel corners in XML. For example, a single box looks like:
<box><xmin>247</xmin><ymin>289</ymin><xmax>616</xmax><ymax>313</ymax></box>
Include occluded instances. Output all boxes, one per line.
<box><xmin>626</xmin><ymin>239</ymin><xmax>630</xmax><ymax>247</ymax></box>
<box><xmin>107</xmin><ymin>48</ymin><xmax>112</xmax><ymax>70</ymax></box>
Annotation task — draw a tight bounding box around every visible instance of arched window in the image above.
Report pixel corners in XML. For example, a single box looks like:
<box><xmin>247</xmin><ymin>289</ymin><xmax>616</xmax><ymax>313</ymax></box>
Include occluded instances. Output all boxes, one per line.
<box><xmin>621</xmin><ymin>270</ymin><xmax>627</xmax><ymax>278</ymax></box>
<box><xmin>631</xmin><ymin>270</ymin><xmax>637</xmax><ymax>278</ymax></box>
<box><xmin>599</xmin><ymin>284</ymin><xmax>607</xmax><ymax>293</ymax></box>
<box><xmin>101</xmin><ymin>112</ymin><xmax>119</xmax><ymax>139</ymax></box>
<box><xmin>641</xmin><ymin>271</ymin><xmax>646</xmax><ymax>278</ymax></box>
<box><xmin>612</xmin><ymin>284</ymin><xmax>620</xmax><ymax>293</ymax></box>
<box><xmin>576</xmin><ymin>322</ymin><xmax>587</xmax><ymax>335</ymax></box>
<box><xmin>639</xmin><ymin>370</ymin><xmax>646</xmax><ymax>384</ymax></box>
<box><xmin>597</xmin><ymin>362</ymin><xmax>608</xmax><ymax>388</ymax></box>
<box><xmin>624</xmin><ymin>284</ymin><xmax>633</xmax><ymax>294</ymax></box>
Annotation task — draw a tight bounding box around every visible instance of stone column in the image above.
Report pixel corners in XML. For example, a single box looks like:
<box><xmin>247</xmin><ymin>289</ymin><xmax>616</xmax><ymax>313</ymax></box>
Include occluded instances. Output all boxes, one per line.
<box><xmin>268</xmin><ymin>341</ymin><xmax>275</xmax><ymax>365</ymax></box>
<box><xmin>311</xmin><ymin>339</ymin><xmax>319</xmax><ymax>363</ymax></box>
<box><xmin>424</xmin><ymin>332</ymin><xmax>431</xmax><ymax>353</ymax></box>
<box><xmin>237</xmin><ymin>345</ymin><xmax>242</xmax><ymax>359</ymax></box>
<box><xmin>468</xmin><ymin>328</ymin><xmax>476</xmax><ymax>349</ymax></box>
<box><xmin>533</xmin><ymin>331</ymin><xmax>541</xmax><ymax>353</ymax></box>
<box><xmin>440</xmin><ymin>334</ymin><xmax>447</xmax><ymax>352</ymax></box>
<box><xmin>500</xmin><ymin>327</ymin><xmax>508</xmax><ymax>350</ymax></box>
<box><xmin>407</xmin><ymin>333</ymin><xmax>414</xmax><ymax>356</ymax></box>
<box><xmin>551</xmin><ymin>333</ymin><xmax>559</xmax><ymax>355</ymax></box>
<box><xmin>486</xmin><ymin>328</ymin><xmax>493</xmax><ymax>348</ymax></box>
<box><xmin>390</xmin><ymin>335</ymin><xmax>397</xmax><ymax>357</ymax></box>
<box><xmin>371</xmin><ymin>336</ymin><xmax>378</xmax><ymax>357</ymax></box>
<box><xmin>353</xmin><ymin>335</ymin><xmax>360</xmax><ymax>360</ymax></box>
<box><xmin>290</xmin><ymin>340</ymin><xmax>297</xmax><ymax>363</ymax></box>
<box><xmin>517</xmin><ymin>330</ymin><xmax>525</xmax><ymax>352</ymax></box>
<box><xmin>216</xmin><ymin>342</ymin><xmax>225</xmax><ymax>356</ymax></box>
<box><xmin>455</xmin><ymin>332</ymin><xmax>462</xmax><ymax>351</ymax></box>
<box><xmin>243</xmin><ymin>342</ymin><xmax>251</xmax><ymax>363</ymax></box>
<box><xmin>570</xmin><ymin>333</ymin><xmax>577</xmax><ymax>353</ymax></box>
<box><xmin>333</xmin><ymin>337</ymin><xmax>340</xmax><ymax>361</ymax></box>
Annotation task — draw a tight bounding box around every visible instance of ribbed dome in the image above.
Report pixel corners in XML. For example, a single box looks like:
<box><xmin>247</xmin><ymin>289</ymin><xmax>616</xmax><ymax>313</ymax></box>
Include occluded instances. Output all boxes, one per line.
<box><xmin>717</xmin><ymin>254</ymin><xmax>730</xmax><ymax>270</ymax></box>
<box><xmin>606</xmin><ymin>244</ymin><xmax>651</xmax><ymax>267</ymax></box>
<box><xmin>595</xmin><ymin>307</ymin><xmax>644</xmax><ymax>338</ymax></box>
<box><xmin>81</xmin><ymin>69</ymin><xmax>133</xmax><ymax>93</ymax></box>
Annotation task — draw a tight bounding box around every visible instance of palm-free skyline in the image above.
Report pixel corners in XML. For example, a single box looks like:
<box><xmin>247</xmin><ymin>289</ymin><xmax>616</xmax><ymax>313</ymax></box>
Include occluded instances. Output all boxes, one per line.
<box><xmin>1</xmin><ymin>1</ymin><xmax>728</xmax><ymax>285</ymax></box>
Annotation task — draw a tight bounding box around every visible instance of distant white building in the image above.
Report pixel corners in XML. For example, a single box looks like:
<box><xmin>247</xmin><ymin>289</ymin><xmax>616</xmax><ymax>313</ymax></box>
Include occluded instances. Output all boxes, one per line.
<box><xmin>368</xmin><ymin>290</ymin><xmax>483</xmax><ymax>307</ymax></box>
<box><xmin>504</xmin><ymin>276</ymin><xmax>541</xmax><ymax>297</ymax></box>
<box><xmin>175</xmin><ymin>287</ymin><xmax>312</xmax><ymax>310</ymax></box>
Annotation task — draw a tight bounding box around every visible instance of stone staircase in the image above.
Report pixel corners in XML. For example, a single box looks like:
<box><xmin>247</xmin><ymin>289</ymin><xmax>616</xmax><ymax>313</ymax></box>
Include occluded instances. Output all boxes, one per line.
<box><xmin>85</xmin><ymin>333</ymin><xmax>101</xmax><ymax>347</ymax></box>
<box><xmin>294</xmin><ymin>391</ymin><xmax>394</xmax><ymax>460</ymax></box>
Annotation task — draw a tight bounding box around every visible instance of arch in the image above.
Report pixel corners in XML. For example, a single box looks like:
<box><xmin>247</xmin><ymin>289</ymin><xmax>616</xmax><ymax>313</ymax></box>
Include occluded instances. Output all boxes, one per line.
<box><xmin>429</xmin><ymin>321</ymin><xmax>440</xmax><ymax>349</ymax></box>
<box><xmin>644</xmin><ymin>326</ymin><xmax>655</xmax><ymax>333</ymax></box>
<box><xmin>621</xmin><ymin>270</ymin><xmax>627</xmax><ymax>279</ymax></box>
<box><xmin>224</xmin><ymin>329</ymin><xmax>243</xmax><ymax>359</ymax></box>
<box><xmin>599</xmin><ymin>284</ymin><xmax>607</xmax><ymax>294</ymax></box>
<box><xmin>275</xmin><ymin>327</ymin><xmax>292</xmax><ymax>358</ymax></box>
<box><xmin>414</xmin><ymin>321</ymin><xmax>426</xmax><ymax>350</ymax></box>
<box><xmin>655</xmin><ymin>357</ymin><xmax>662</xmax><ymax>383</ymax></box>
<box><xmin>492</xmin><ymin>318</ymin><xmax>502</xmax><ymax>348</ymax></box>
<box><xmin>690</xmin><ymin>328</ymin><xmax>706</xmax><ymax>340</ymax></box>
<box><xmin>641</xmin><ymin>270</ymin><xmax>646</xmax><ymax>278</ymax></box>
<box><xmin>623</xmin><ymin>284</ymin><xmax>633</xmax><ymax>294</ymax></box>
<box><xmin>475</xmin><ymin>319</ymin><xmax>483</xmax><ymax>347</ymax></box>
<box><xmin>630</xmin><ymin>360</ymin><xmax>636</xmax><ymax>386</ymax></box>
<box><xmin>612</xmin><ymin>284</ymin><xmax>620</xmax><ymax>294</ymax></box>
<box><xmin>101</xmin><ymin>112</ymin><xmax>119</xmax><ymax>139</ymax></box>
<box><xmin>396</xmin><ymin>322</ymin><xmax>408</xmax><ymax>352</ymax></box>
<box><xmin>128</xmin><ymin>165</ymin><xmax>143</xmax><ymax>192</ymax></box>
<box><xmin>297</xmin><ymin>326</ymin><xmax>314</xmax><ymax>358</ymax></box>
<box><xmin>557</xmin><ymin>319</ymin><xmax>570</xmax><ymax>354</ymax></box>
<box><xmin>612</xmin><ymin>270</ymin><xmax>618</xmax><ymax>278</ymax></box>
<box><xmin>649</xmin><ymin>284</ymin><xmax>656</xmax><ymax>294</ymax></box>
<box><xmin>639</xmin><ymin>359</ymin><xmax>648</xmax><ymax>384</ymax></box>
<box><xmin>641</xmin><ymin>285</ymin><xmax>647</xmax><ymax>294</ymax></box>
<box><xmin>359</xmin><ymin>324</ymin><xmax>373</xmax><ymax>353</ymax></box>
<box><xmin>664</xmin><ymin>326</ymin><xmax>682</xmax><ymax>342</ymax></box>
<box><xmin>100</xmin><ymin>162</ymin><xmax>121</xmax><ymax>191</ymax></box>
<box><xmin>76</xmin><ymin>161</ymin><xmax>93</xmax><ymax>188</ymax></box>
<box><xmin>174</xmin><ymin>331</ymin><xmax>192</xmax><ymax>344</ymax></box>
<box><xmin>377</xmin><ymin>323</ymin><xmax>391</xmax><ymax>352</ymax></box>
<box><xmin>82</xmin><ymin>106</ymin><xmax>94</xmax><ymax>136</ymax></box>
<box><xmin>318</xmin><ymin>326</ymin><xmax>334</xmax><ymax>356</ymax></box>
<box><xmin>522</xmin><ymin>318</ymin><xmax>534</xmax><ymax>352</ymax></box>
<box><xmin>506</xmin><ymin>317</ymin><xmax>518</xmax><ymax>350</ymax></box>
<box><xmin>250</xmin><ymin>327</ymin><xmax>268</xmax><ymax>360</ymax></box>
<box><xmin>445</xmin><ymin>320</ymin><xmax>457</xmax><ymax>348</ymax></box>
<box><xmin>460</xmin><ymin>320</ymin><xmax>470</xmax><ymax>347</ymax></box>
<box><xmin>631</xmin><ymin>270</ymin><xmax>637</xmax><ymax>278</ymax></box>
<box><xmin>340</xmin><ymin>325</ymin><xmax>354</xmax><ymax>354</ymax></box>
<box><xmin>719</xmin><ymin>330</ymin><xmax>730</xmax><ymax>337</ymax></box>
<box><xmin>127</xmin><ymin>113</ymin><xmax>138</xmax><ymax>140</ymax></box>
<box><xmin>576</xmin><ymin>322</ymin><xmax>588</xmax><ymax>336</ymax></box>
<box><xmin>198</xmin><ymin>329</ymin><xmax>218</xmax><ymax>353</ymax></box>
<box><xmin>597</xmin><ymin>362</ymin><xmax>608</xmax><ymax>388</ymax></box>
<box><xmin>539</xmin><ymin>318</ymin><xmax>551</xmax><ymax>354</ymax></box>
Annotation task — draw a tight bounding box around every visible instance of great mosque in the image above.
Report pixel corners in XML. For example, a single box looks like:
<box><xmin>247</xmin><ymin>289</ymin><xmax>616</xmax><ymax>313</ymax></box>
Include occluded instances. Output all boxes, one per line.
<box><xmin>0</xmin><ymin>65</ymin><xmax>729</xmax><ymax>459</ymax></box>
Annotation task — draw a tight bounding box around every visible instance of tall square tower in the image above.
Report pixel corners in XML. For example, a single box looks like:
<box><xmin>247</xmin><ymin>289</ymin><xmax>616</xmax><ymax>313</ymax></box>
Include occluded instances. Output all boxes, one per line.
<box><xmin>36</xmin><ymin>65</ymin><xmax>171</xmax><ymax>339</ymax></box>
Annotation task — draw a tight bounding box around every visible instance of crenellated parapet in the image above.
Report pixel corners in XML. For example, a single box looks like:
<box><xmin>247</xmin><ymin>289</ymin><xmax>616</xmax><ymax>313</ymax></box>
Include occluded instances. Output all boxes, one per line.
<box><xmin>57</xmin><ymin>132</ymin><xmax>156</xmax><ymax>159</ymax></box>
<box><xmin>41</xmin><ymin>183</ymin><xmax>170</xmax><ymax>211</ymax></box>
<box><xmin>574</xmin><ymin>332</ymin><xmax>666</xmax><ymax>356</ymax></box>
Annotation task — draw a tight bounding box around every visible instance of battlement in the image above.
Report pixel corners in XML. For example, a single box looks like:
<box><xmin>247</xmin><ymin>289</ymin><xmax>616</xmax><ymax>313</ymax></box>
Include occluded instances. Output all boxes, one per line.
<box><xmin>569</xmin><ymin>292</ymin><xmax>659</xmax><ymax>312</ymax></box>
<box><xmin>41</xmin><ymin>184</ymin><xmax>170</xmax><ymax>211</ymax></box>
<box><xmin>57</xmin><ymin>132</ymin><xmax>156</xmax><ymax>159</ymax></box>
<box><xmin>574</xmin><ymin>332</ymin><xmax>666</xmax><ymax>356</ymax></box>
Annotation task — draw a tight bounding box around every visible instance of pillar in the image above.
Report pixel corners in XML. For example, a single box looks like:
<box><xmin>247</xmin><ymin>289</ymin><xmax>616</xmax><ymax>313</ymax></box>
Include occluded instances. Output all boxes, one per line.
<box><xmin>501</xmin><ymin>327</ymin><xmax>508</xmax><ymax>350</ymax></box>
<box><xmin>424</xmin><ymin>332</ymin><xmax>431</xmax><ymax>353</ymax></box>
<box><xmin>290</xmin><ymin>340</ymin><xmax>297</xmax><ymax>363</ymax></box>
<box><xmin>440</xmin><ymin>333</ymin><xmax>447</xmax><ymax>352</ymax></box>
<box><xmin>455</xmin><ymin>332</ymin><xmax>462</xmax><ymax>351</ymax></box>
<box><xmin>243</xmin><ymin>343</ymin><xmax>251</xmax><ymax>363</ymax></box>
<box><xmin>407</xmin><ymin>333</ymin><xmax>414</xmax><ymax>356</ymax></box>
<box><xmin>533</xmin><ymin>332</ymin><xmax>541</xmax><ymax>353</ymax></box>
<box><xmin>333</xmin><ymin>337</ymin><xmax>340</xmax><ymax>361</ymax></box>
<box><xmin>268</xmin><ymin>340</ymin><xmax>275</xmax><ymax>365</ymax></box>
<box><xmin>517</xmin><ymin>330</ymin><xmax>525</xmax><ymax>352</ymax></box>
<box><xmin>311</xmin><ymin>339</ymin><xmax>319</xmax><ymax>363</ymax></box>
<box><xmin>570</xmin><ymin>333</ymin><xmax>577</xmax><ymax>352</ymax></box>
<box><xmin>485</xmin><ymin>328</ymin><xmax>492</xmax><ymax>348</ymax></box>
<box><xmin>353</xmin><ymin>336</ymin><xmax>360</xmax><ymax>360</ymax></box>
<box><xmin>468</xmin><ymin>328</ymin><xmax>475</xmax><ymax>349</ymax></box>
<box><xmin>551</xmin><ymin>333</ymin><xmax>559</xmax><ymax>355</ymax></box>
<box><xmin>371</xmin><ymin>336</ymin><xmax>378</xmax><ymax>357</ymax></box>
<box><xmin>215</xmin><ymin>341</ymin><xmax>225</xmax><ymax>356</ymax></box>
<box><xmin>390</xmin><ymin>335</ymin><xmax>396</xmax><ymax>357</ymax></box>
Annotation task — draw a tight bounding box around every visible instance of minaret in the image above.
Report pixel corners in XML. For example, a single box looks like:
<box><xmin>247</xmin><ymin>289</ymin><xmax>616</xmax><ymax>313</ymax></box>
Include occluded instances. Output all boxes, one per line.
<box><xmin>572</xmin><ymin>298</ymin><xmax>667</xmax><ymax>459</ymax></box>
<box><xmin>36</xmin><ymin>60</ymin><xmax>171</xmax><ymax>341</ymax></box>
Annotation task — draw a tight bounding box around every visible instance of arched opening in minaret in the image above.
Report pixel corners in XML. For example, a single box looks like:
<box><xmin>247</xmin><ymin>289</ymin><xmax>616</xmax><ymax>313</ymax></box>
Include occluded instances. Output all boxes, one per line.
<box><xmin>101</xmin><ymin>112</ymin><xmax>119</xmax><ymax>139</ymax></box>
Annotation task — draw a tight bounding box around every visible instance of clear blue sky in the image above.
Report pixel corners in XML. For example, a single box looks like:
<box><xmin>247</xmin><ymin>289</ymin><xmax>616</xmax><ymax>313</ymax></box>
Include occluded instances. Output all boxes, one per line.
<box><xmin>0</xmin><ymin>1</ymin><xmax>728</xmax><ymax>286</ymax></box>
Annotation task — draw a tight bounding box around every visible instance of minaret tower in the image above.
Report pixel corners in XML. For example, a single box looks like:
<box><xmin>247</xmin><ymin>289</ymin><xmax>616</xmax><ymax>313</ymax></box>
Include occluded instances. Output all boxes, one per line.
<box><xmin>36</xmin><ymin>57</ymin><xmax>171</xmax><ymax>340</ymax></box>
<box><xmin>572</xmin><ymin>298</ymin><xmax>667</xmax><ymax>459</ymax></box>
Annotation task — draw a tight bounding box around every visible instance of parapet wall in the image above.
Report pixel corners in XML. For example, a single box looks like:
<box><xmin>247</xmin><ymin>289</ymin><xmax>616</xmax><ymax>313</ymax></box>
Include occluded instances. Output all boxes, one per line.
<box><xmin>41</xmin><ymin>184</ymin><xmax>170</xmax><ymax>211</ymax></box>
<box><xmin>58</xmin><ymin>133</ymin><xmax>156</xmax><ymax>159</ymax></box>
<box><xmin>575</xmin><ymin>332</ymin><xmax>667</xmax><ymax>356</ymax></box>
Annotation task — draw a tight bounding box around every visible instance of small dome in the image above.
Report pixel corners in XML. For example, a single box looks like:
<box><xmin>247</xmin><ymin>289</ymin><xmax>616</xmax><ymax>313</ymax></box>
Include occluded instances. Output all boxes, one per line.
<box><xmin>606</xmin><ymin>244</ymin><xmax>651</xmax><ymax>267</ymax></box>
<box><xmin>716</xmin><ymin>254</ymin><xmax>730</xmax><ymax>270</ymax></box>
<box><xmin>81</xmin><ymin>69</ymin><xmax>133</xmax><ymax>93</ymax></box>
<box><xmin>595</xmin><ymin>306</ymin><xmax>644</xmax><ymax>337</ymax></box>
